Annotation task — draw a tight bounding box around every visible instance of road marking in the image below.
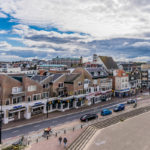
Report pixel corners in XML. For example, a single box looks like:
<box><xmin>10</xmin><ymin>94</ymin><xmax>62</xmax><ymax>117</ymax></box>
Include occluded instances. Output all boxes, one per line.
<box><xmin>34</xmin><ymin>125</ymin><xmax>40</xmax><ymax>128</ymax></box>
<box><xmin>67</xmin><ymin>116</ymin><xmax>77</xmax><ymax>119</ymax></box>
<box><xmin>12</xmin><ymin>130</ymin><xmax>19</xmax><ymax>133</ymax></box>
<box><xmin>52</xmin><ymin>120</ymin><xmax>57</xmax><ymax>123</ymax></box>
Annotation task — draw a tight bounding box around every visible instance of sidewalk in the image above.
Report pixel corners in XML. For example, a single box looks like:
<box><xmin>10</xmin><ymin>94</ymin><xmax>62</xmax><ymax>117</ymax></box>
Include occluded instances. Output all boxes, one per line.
<box><xmin>25</xmin><ymin>120</ymin><xmax>85</xmax><ymax>150</ymax></box>
<box><xmin>2</xmin><ymin>93</ymin><xmax>145</xmax><ymax>130</ymax></box>
<box><xmin>24</xmin><ymin>94</ymin><xmax>150</xmax><ymax>150</ymax></box>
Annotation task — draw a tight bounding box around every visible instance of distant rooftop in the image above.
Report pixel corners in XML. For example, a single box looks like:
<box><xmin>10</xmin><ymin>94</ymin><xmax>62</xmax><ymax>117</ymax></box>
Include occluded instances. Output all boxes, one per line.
<box><xmin>39</xmin><ymin>64</ymin><xmax>67</xmax><ymax>68</ymax></box>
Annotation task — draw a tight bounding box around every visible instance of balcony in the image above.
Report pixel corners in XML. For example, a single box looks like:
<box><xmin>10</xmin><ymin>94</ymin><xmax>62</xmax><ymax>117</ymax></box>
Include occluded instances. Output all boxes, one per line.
<box><xmin>56</xmin><ymin>87</ymin><xmax>67</xmax><ymax>92</ymax></box>
<box><xmin>11</xmin><ymin>90</ymin><xmax>25</xmax><ymax>97</ymax></box>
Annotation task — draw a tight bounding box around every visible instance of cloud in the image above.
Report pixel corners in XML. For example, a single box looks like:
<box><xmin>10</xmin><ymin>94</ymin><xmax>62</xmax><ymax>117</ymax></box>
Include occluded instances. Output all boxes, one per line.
<box><xmin>131</xmin><ymin>41</ymin><xmax>150</xmax><ymax>47</ymax></box>
<box><xmin>1</xmin><ymin>0</ymin><xmax>150</xmax><ymax>39</ymax></box>
<box><xmin>0</xmin><ymin>11</ymin><xmax>7</xmax><ymax>18</ymax></box>
<box><xmin>0</xmin><ymin>30</ymin><xmax>8</xmax><ymax>34</ymax></box>
<box><xmin>11</xmin><ymin>24</ymin><xmax>91</xmax><ymax>54</ymax></box>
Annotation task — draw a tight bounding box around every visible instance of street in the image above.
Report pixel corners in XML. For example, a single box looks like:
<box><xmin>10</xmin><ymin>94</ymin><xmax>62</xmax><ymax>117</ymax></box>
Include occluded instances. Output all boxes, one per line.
<box><xmin>2</xmin><ymin>95</ymin><xmax>149</xmax><ymax>140</ymax></box>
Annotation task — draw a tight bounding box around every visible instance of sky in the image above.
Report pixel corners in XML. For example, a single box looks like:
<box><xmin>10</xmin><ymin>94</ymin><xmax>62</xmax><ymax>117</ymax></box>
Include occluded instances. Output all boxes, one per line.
<box><xmin>0</xmin><ymin>0</ymin><xmax>150</xmax><ymax>62</ymax></box>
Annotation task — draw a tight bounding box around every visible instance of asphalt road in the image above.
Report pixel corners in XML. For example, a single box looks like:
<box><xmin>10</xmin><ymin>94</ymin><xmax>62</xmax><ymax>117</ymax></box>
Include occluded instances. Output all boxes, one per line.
<box><xmin>1</xmin><ymin>96</ymin><xmax>146</xmax><ymax>140</ymax></box>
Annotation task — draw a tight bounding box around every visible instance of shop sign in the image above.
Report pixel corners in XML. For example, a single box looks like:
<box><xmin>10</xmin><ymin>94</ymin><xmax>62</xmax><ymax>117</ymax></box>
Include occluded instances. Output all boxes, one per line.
<box><xmin>13</xmin><ymin>105</ymin><xmax>22</xmax><ymax>109</ymax></box>
<box><xmin>34</xmin><ymin>102</ymin><xmax>44</xmax><ymax>106</ymax></box>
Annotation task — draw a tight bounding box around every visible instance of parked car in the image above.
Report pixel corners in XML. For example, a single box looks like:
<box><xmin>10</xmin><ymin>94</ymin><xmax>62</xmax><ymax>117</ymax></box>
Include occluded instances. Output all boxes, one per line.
<box><xmin>80</xmin><ymin>114</ymin><xmax>98</xmax><ymax>122</ymax></box>
<box><xmin>101</xmin><ymin>109</ymin><xmax>112</xmax><ymax>116</ymax></box>
<box><xmin>127</xmin><ymin>99</ymin><xmax>136</xmax><ymax>104</ymax></box>
<box><xmin>113</xmin><ymin>104</ymin><xmax>125</xmax><ymax>112</ymax></box>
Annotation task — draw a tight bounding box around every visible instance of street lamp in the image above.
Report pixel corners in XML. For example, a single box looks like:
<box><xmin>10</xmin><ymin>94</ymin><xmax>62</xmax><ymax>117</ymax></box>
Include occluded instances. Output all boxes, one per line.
<box><xmin>46</xmin><ymin>98</ymin><xmax>48</xmax><ymax>118</ymax></box>
<box><xmin>0</xmin><ymin>99</ymin><xmax>2</xmax><ymax>144</ymax></box>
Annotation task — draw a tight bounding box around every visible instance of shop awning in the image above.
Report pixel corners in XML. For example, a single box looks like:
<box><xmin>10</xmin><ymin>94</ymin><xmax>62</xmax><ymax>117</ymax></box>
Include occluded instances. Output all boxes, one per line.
<box><xmin>9</xmin><ymin>105</ymin><xmax>26</xmax><ymax>113</ymax></box>
<box><xmin>32</xmin><ymin>102</ymin><xmax>44</xmax><ymax>108</ymax></box>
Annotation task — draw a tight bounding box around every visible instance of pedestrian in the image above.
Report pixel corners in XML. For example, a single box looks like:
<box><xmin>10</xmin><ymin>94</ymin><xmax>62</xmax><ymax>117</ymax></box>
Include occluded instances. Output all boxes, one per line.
<box><xmin>58</xmin><ymin>136</ymin><xmax>62</xmax><ymax>145</ymax></box>
<box><xmin>63</xmin><ymin>137</ymin><xmax>67</xmax><ymax>148</ymax></box>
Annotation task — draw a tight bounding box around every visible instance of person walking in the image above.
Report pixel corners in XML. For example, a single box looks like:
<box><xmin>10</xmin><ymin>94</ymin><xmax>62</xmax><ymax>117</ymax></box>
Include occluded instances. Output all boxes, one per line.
<box><xmin>63</xmin><ymin>137</ymin><xmax>67</xmax><ymax>148</ymax></box>
<box><xmin>58</xmin><ymin>136</ymin><xmax>62</xmax><ymax>145</ymax></box>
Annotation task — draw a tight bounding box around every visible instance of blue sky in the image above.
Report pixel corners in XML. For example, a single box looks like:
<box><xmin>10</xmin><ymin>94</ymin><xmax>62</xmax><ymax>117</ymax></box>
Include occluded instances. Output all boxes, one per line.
<box><xmin>0</xmin><ymin>0</ymin><xmax>150</xmax><ymax>62</ymax></box>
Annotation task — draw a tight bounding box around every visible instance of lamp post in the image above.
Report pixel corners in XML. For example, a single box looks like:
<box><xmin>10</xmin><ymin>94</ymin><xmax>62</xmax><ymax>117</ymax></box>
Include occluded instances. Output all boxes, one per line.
<box><xmin>0</xmin><ymin>99</ymin><xmax>2</xmax><ymax>144</ymax></box>
<box><xmin>46</xmin><ymin>98</ymin><xmax>48</xmax><ymax>118</ymax></box>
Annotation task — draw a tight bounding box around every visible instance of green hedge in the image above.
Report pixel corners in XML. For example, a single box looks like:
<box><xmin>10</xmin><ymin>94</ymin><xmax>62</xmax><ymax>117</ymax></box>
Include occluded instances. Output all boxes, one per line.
<box><xmin>2</xmin><ymin>145</ymin><xmax>25</xmax><ymax>150</ymax></box>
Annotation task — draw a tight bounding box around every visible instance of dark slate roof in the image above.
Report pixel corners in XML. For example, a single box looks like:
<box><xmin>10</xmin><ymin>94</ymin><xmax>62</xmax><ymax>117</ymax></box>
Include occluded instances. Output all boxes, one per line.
<box><xmin>8</xmin><ymin>74</ymin><xmax>25</xmax><ymax>82</ymax></box>
<box><xmin>11</xmin><ymin>76</ymin><xmax>23</xmax><ymax>82</ymax></box>
<box><xmin>31</xmin><ymin>75</ymin><xmax>48</xmax><ymax>82</ymax></box>
<box><xmin>50</xmin><ymin>74</ymin><xmax>63</xmax><ymax>82</ymax></box>
<box><xmin>86</xmin><ymin>67</ymin><xmax>108</xmax><ymax>79</ymax></box>
<box><xmin>64</xmin><ymin>73</ymin><xmax>80</xmax><ymax>83</ymax></box>
<box><xmin>99</xmin><ymin>56</ymin><xmax>118</xmax><ymax>70</ymax></box>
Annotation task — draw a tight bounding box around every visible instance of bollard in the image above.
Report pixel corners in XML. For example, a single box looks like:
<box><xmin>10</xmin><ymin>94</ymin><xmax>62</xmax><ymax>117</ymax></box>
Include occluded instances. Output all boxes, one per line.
<box><xmin>36</xmin><ymin>138</ymin><xmax>38</xmax><ymax>143</ymax></box>
<box><xmin>64</xmin><ymin>130</ymin><xmax>66</xmax><ymax>134</ymax></box>
<box><xmin>81</xmin><ymin>124</ymin><xmax>83</xmax><ymax>129</ymax></box>
<box><xmin>73</xmin><ymin>127</ymin><xmax>75</xmax><ymax>132</ymax></box>
<box><xmin>55</xmin><ymin>132</ymin><xmax>57</xmax><ymax>137</ymax></box>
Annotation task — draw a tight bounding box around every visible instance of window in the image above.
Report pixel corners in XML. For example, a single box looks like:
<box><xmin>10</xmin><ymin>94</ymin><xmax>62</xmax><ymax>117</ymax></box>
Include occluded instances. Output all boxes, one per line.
<box><xmin>78</xmin><ymin>82</ymin><xmax>82</xmax><ymax>86</ymax></box>
<box><xmin>93</xmin><ymin>80</ymin><xmax>97</xmax><ymax>84</ymax></box>
<box><xmin>91</xmin><ymin>72</ymin><xmax>94</xmax><ymax>76</ymax></box>
<box><xmin>17</xmin><ymin>97</ymin><xmax>22</xmax><ymax>103</ymax></box>
<box><xmin>58</xmin><ymin>83</ymin><xmax>64</xmax><ymax>88</ymax></box>
<box><xmin>12</xmin><ymin>97</ymin><xmax>22</xmax><ymax>104</ymax></box>
<box><xmin>6</xmin><ymin>100</ymin><xmax>9</xmax><ymax>105</ymax></box>
<box><xmin>42</xmin><ymin>92</ymin><xmax>48</xmax><ymax>98</ymax></box>
<box><xmin>28</xmin><ymin>85</ymin><xmax>36</xmax><ymax>92</ymax></box>
<box><xmin>33</xmin><ymin>95</ymin><xmax>36</xmax><ymax>101</ymax></box>
<box><xmin>28</xmin><ymin>96</ymin><xmax>31</xmax><ymax>102</ymax></box>
<box><xmin>58</xmin><ymin>91</ymin><xmax>64</xmax><ymax>96</ymax></box>
<box><xmin>94</xmin><ymin>88</ymin><xmax>97</xmax><ymax>92</ymax></box>
<box><xmin>13</xmin><ymin>98</ymin><xmax>17</xmax><ymax>104</ymax></box>
<box><xmin>43</xmin><ymin>84</ymin><xmax>46</xmax><ymax>88</ymax></box>
<box><xmin>12</xmin><ymin>87</ymin><xmax>22</xmax><ymax>94</ymax></box>
<box><xmin>45</xmin><ymin>84</ymin><xmax>49</xmax><ymax>88</ymax></box>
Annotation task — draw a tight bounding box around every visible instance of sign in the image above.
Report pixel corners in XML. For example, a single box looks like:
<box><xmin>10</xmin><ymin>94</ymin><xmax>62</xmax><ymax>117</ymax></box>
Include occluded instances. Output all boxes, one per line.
<box><xmin>34</xmin><ymin>102</ymin><xmax>44</xmax><ymax>106</ymax></box>
<box><xmin>13</xmin><ymin>105</ymin><xmax>22</xmax><ymax>109</ymax></box>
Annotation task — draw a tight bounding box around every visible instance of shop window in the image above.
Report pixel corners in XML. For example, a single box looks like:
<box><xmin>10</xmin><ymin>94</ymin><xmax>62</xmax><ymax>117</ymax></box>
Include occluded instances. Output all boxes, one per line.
<box><xmin>28</xmin><ymin>96</ymin><xmax>31</xmax><ymax>102</ymax></box>
<box><xmin>17</xmin><ymin>97</ymin><xmax>22</xmax><ymax>103</ymax></box>
<box><xmin>37</xmin><ymin>94</ymin><xmax>40</xmax><ymax>100</ymax></box>
<box><xmin>33</xmin><ymin>95</ymin><xmax>37</xmax><ymax>101</ymax></box>
<box><xmin>8</xmin><ymin>113</ymin><xmax>13</xmax><ymax>118</ymax></box>
<box><xmin>13</xmin><ymin>98</ymin><xmax>17</xmax><ymax>104</ymax></box>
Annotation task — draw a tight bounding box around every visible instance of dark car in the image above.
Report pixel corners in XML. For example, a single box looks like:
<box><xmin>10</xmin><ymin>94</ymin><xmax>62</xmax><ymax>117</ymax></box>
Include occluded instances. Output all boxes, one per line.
<box><xmin>101</xmin><ymin>109</ymin><xmax>112</xmax><ymax>116</ymax></box>
<box><xmin>80</xmin><ymin>114</ymin><xmax>98</xmax><ymax>122</ymax></box>
<box><xmin>113</xmin><ymin>104</ymin><xmax>125</xmax><ymax>112</ymax></box>
<box><xmin>127</xmin><ymin>99</ymin><xmax>136</xmax><ymax>104</ymax></box>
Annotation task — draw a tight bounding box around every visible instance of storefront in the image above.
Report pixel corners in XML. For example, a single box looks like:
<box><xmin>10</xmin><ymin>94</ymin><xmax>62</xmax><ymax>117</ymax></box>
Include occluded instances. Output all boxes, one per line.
<box><xmin>58</xmin><ymin>96</ymin><xmax>74</xmax><ymax>111</ymax></box>
<box><xmin>86</xmin><ymin>93</ymin><xmax>95</xmax><ymax>106</ymax></box>
<box><xmin>75</xmin><ymin>95</ymin><xmax>86</xmax><ymax>108</ymax></box>
<box><xmin>115</xmin><ymin>88</ymin><xmax>130</xmax><ymax>97</ymax></box>
<box><xmin>31</xmin><ymin>102</ymin><xmax>44</xmax><ymax>116</ymax></box>
<box><xmin>94</xmin><ymin>91</ymin><xmax>102</xmax><ymax>103</ymax></box>
<box><xmin>51</xmin><ymin>100</ymin><xmax>58</xmax><ymax>110</ymax></box>
<box><xmin>8</xmin><ymin>105</ymin><xmax>26</xmax><ymax>121</ymax></box>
